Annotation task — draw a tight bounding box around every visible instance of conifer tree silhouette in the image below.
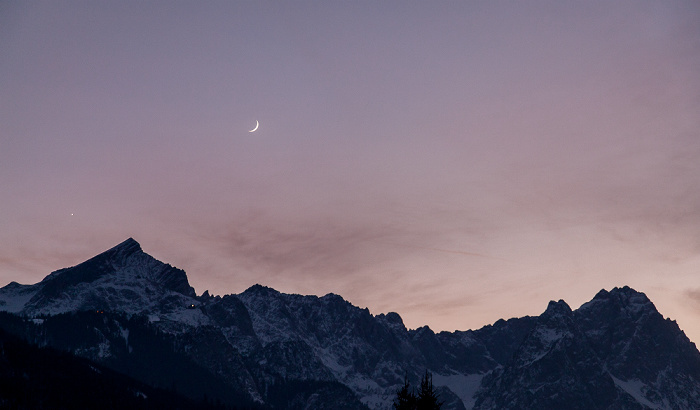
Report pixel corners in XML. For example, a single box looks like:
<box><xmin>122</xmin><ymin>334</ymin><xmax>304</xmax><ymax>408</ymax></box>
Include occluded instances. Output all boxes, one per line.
<box><xmin>416</xmin><ymin>371</ymin><xmax>443</xmax><ymax>409</ymax></box>
<box><xmin>393</xmin><ymin>375</ymin><xmax>416</xmax><ymax>409</ymax></box>
<box><xmin>393</xmin><ymin>371</ymin><xmax>442</xmax><ymax>410</ymax></box>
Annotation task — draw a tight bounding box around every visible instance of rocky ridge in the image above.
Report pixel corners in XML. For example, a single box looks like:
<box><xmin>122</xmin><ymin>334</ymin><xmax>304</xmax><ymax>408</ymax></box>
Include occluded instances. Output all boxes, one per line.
<box><xmin>0</xmin><ymin>238</ymin><xmax>698</xmax><ymax>410</ymax></box>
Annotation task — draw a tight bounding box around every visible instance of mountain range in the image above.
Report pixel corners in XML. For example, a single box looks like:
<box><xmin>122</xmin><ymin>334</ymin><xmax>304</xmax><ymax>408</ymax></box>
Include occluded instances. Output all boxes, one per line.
<box><xmin>0</xmin><ymin>238</ymin><xmax>698</xmax><ymax>409</ymax></box>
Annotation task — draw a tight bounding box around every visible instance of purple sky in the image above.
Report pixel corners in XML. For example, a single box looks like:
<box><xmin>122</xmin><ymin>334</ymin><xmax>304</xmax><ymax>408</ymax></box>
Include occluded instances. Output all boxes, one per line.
<box><xmin>2</xmin><ymin>1</ymin><xmax>700</xmax><ymax>342</ymax></box>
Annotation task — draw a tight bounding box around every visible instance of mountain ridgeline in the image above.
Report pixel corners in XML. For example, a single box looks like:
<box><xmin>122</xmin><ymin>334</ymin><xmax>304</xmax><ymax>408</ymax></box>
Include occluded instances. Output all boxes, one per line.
<box><xmin>0</xmin><ymin>238</ymin><xmax>698</xmax><ymax>409</ymax></box>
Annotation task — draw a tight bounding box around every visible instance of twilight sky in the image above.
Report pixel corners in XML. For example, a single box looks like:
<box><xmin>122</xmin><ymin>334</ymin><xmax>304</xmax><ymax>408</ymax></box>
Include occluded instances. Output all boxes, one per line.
<box><xmin>2</xmin><ymin>1</ymin><xmax>700</xmax><ymax>342</ymax></box>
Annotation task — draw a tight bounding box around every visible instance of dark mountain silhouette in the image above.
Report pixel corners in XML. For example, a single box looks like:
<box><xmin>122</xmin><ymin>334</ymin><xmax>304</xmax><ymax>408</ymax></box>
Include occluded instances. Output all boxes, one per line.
<box><xmin>0</xmin><ymin>318</ymin><xmax>233</xmax><ymax>409</ymax></box>
<box><xmin>0</xmin><ymin>238</ymin><xmax>698</xmax><ymax>409</ymax></box>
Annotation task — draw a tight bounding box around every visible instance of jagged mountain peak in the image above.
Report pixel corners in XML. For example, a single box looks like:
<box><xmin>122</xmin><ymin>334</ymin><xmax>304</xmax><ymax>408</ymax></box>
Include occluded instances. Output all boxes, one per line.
<box><xmin>473</xmin><ymin>287</ymin><xmax>695</xmax><ymax>410</ymax></box>
<box><xmin>578</xmin><ymin>286</ymin><xmax>657</xmax><ymax>322</ymax></box>
<box><xmin>1</xmin><ymin>239</ymin><xmax>699</xmax><ymax>410</ymax></box>
<box><xmin>42</xmin><ymin>238</ymin><xmax>193</xmax><ymax>296</ymax></box>
<box><xmin>243</xmin><ymin>283</ymin><xmax>279</xmax><ymax>295</ymax></box>
<box><xmin>108</xmin><ymin>237</ymin><xmax>142</xmax><ymax>255</ymax></box>
<box><xmin>41</xmin><ymin>238</ymin><xmax>142</xmax><ymax>282</ymax></box>
<box><xmin>608</xmin><ymin>286</ymin><xmax>655</xmax><ymax>310</ymax></box>
<box><xmin>542</xmin><ymin>299</ymin><xmax>572</xmax><ymax>317</ymax></box>
<box><xmin>320</xmin><ymin>292</ymin><xmax>345</xmax><ymax>302</ymax></box>
<box><xmin>102</xmin><ymin>237</ymin><xmax>143</xmax><ymax>264</ymax></box>
<box><xmin>0</xmin><ymin>238</ymin><xmax>196</xmax><ymax>316</ymax></box>
<box><xmin>589</xmin><ymin>285</ymin><xmax>650</xmax><ymax>303</ymax></box>
<box><xmin>592</xmin><ymin>286</ymin><xmax>651</xmax><ymax>303</ymax></box>
<box><xmin>376</xmin><ymin>311</ymin><xmax>404</xmax><ymax>326</ymax></box>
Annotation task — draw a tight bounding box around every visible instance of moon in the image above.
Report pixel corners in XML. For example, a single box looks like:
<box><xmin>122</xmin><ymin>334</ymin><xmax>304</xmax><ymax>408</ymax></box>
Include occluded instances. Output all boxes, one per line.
<box><xmin>249</xmin><ymin>120</ymin><xmax>259</xmax><ymax>133</ymax></box>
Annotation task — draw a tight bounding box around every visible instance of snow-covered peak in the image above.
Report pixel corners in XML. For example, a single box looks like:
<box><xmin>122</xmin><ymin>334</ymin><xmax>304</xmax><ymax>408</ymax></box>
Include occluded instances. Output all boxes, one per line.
<box><xmin>608</xmin><ymin>286</ymin><xmax>654</xmax><ymax>312</ymax></box>
<box><xmin>102</xmin><ymin>237</ymin><xmax>143</xmax><ymax>260</ymax></box>
<box><xmin>578</xmin><ymin>286</ymin><xmax>657</xmax><ymax>321</ymax></box>
<box><xmin>1</xmin><ymin>238</ymin><xmax>699</xmax><ymax>410</ymax></box>
<box><xmin>585</xmin><ymin>286</ymin><xmax>651</xmax><ymax>306</ymax></box>
<box><xmin>39</xmin><ymin>238</ymin><xmax>141</xmax><ymax>283</ymax></box>
<box><xmin>0</xmin><ymin>238</ymin><xmax>197</xmax><ymax>317</ymax></box>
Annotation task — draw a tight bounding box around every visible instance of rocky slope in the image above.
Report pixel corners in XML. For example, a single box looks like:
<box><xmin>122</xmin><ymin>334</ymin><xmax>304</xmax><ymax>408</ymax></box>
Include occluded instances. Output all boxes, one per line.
<box><xmin>0</xmin><ymin>238</ymin><xmax>698</xmax><ymax>409</ymax></box>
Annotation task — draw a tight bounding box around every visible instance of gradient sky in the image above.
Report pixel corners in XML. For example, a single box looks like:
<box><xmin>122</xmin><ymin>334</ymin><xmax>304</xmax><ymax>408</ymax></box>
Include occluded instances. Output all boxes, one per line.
<box><xmin>2</xmin><ymin>1</ymin><xmax>700</xmax><ymax>343</ymax></box>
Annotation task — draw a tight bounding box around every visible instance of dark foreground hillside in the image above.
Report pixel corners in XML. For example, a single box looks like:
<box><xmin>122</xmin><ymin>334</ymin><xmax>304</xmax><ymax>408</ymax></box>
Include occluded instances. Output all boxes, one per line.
<box><xmin>0</xmin><ymin>324</ymin><xmax>233</xmax><ymax>410</ymax></box>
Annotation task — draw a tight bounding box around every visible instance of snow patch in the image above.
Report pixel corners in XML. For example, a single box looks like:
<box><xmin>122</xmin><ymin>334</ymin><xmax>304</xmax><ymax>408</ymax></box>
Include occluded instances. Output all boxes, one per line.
<box><xmin>118</xmin><ymin>324</ymin><xmax>130</xmax><ymax>350</ymax></box>
<box><xmin>362</xmin><ymin>392</ymin><xmax>391</xmax><ymax>409</ymax></box>
<box><xmin>163</xmin><ymin>307</ymin><xmax>210</xmax><ymax>327</ymax></box>
<box><xmin>317</xmin><ymin>347</ymin><xmax>351</xmax><ymax>376</ymax></box>
<box><xmin>537</xmin><ymin>327</ymin><xmax>563</xmax><ymax>344</ymax></box>
<box><xmin>433</xmin><ymin>372</ymin><xmax>484</xmax><ymax>409</ymax></box>
<box><xmin>610</xmin><ymin>373</ymin><xmax>663</xmax><ymax>409</ymax></box>
<box><xmin>97</xmin><ymin>340</ymin><xmax>111</xmax><ymax>359</ymax></box>
<box><xmin>0</xmin><ymin>287</ymin><xmax>37</xmax><ymax>313</ymax></box>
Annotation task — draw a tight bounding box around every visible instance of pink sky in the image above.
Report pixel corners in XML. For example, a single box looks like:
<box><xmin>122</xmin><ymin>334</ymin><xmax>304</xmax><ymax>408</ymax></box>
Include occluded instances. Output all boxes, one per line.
<box><xmin>2</xmin><ymin>1</ymin><xmax>700</xmax><ymax>343</ymax></box>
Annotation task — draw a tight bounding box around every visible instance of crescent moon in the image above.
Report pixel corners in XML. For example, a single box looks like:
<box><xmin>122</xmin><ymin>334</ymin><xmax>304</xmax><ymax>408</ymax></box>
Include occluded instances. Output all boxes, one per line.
<box><xmin>249</xmin><ymin>120</ymin><xmax>259</xmax><ymax>133</ymax></box>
